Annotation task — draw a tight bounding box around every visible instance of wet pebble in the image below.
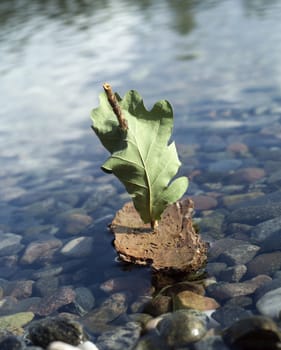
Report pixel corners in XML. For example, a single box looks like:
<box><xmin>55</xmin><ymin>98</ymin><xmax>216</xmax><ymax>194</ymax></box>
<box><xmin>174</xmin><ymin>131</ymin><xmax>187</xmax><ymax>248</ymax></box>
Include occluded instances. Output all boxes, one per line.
<box><xmin>219</xmin><ymin>264</ymin><xmax>247</xmax><ymax>282</ymax></box>
<box><xmin>0</xmin><ymin>232</ymin><xmax>24</xmax><ymax>256</ymax></box>
<box><xmin>1</xmin><ymin>279</ymin><xmax>34</xmax><ymax>299</ymax></box>
<box><xmin>208</xmin><ymin>159</ymin><xmax>242</xmax><ymax>172</ymax></box>
<box><xmin>212</xmin><ymin>304</ymin><xmax>253</xmax><ymax>328</ymax></box>
<box><xmin>27</xmin><ymin>316</ymin><xmax>87</xmax><ymax>348</ymax></box>
<box><xmin>0</xmin><ymin>335</ymin><xmax>26</xmax><ymax>350</ymax></box>
<box><xmin>173</xmin><ymin>290</ymin><xmax>220</xmax><ymax>311</ymax></box>
<box><xmin>256</xmin><ymin>286</ymin><xmax>281</xmax><ymax>319</ymax></box>
<box><xmin>48</xmin><ymin>341</ymin><xmax>99</xmax><ymax>350</ymax></box>
<box><xmin>222</xmin><ymin>316</ymin><xmax>281</xmax><ymax>350</ymax></box>
<box><xmin>218</xmin><ymin>241</ymin><xmax>260</xmax><ymax>265</ymax></box>
<box><xmin>30</xmin><ymin>286</ymin><xmax>76</xmax><ymax>316</ymax></box>
<box><xmin>34</xmin><ymin>276</ymin><xmax>59</xmax><ymax>297</ymax></box>
<box><xmin>206</xmin><ymin>275</ymin><xmax>271</xmax><ymax>301</ymax></box>
<box><xmin>81</xmin><ymin>293</ymin><xmax>128</xmax><ymax>334</ymax></box>
<box><xmin>0</xmin><ymin>312</ymin><xmax>34</xmax><ymax>335</ymax></box>
<box><xmin>96</xmin><ymin>321</ymin><xmax>141</xmax><ymax>350</ymax></box>
<box><xmin>246</xmin><ymin>251</ymin><xmax>281</xmax><ymax>277</ymax></box>
<box><xmin>60</xmin><ymin>236</ymin><xmax>94</xmax><ymax>258</ymax></box>
<box><xmin>71</xmin><ymin>287</ymin><xmax>95</xmax><ymax>316</ymax></box>
<box><xmin>20</xmin><ymin>239</ymin><xmax>63</xmax><ymax>265</ymax></box>
<box><xmin>143</xmin><ymin>295</ymin><xmax>172</xmax><ymax>316</ymax></box>
<box><xmin>189</xmin><ymin>195</ymin><xmax>218</xmax><ymax>210</ymax></box>
<box><xmin>229</xmin><ymin>167</ymin><xmax>265</xmax><ymax>183</ymax></box>
<box><xmin>193</xmin><ymin>335</ymin><xmax>229</xmax><ymax>350</ymax></box>
<box><xmin>251</xmin><ymin>216</ymin><xmax>281</xmax><ymax>252</ymax></box>
<box><xmin>156</xmin><ymin>309</ymin><xmax>207</xmax><ymax>346</ymax></box>
<box><xmin>58</xmin><ymin>211</ymin><xmax>93</xmax><ymax>235</ymax></box>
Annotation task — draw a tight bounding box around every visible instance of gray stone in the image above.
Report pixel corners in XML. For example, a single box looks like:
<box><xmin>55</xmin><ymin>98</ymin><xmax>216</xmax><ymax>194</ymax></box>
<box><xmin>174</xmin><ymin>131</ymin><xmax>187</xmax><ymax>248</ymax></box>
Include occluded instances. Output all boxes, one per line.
<box><xmin>73</xmin><ymin>287</ymin><xmax>95</xmax><ymax>315</ymax></box>
<box><xmin>206</xmin><ymin>262</ymin><xmax>227</xmax><ymax>278</ymax></box>
<box><xmin>207</xmin><ymin>275</ymin><xmax>271</xmax><ymax>301</ymax></box>
<box><xmin>81</xmin><ymin>293</ymin><xmax>128</xmax><ymax>334</ymax></box>
<box><xmin>30</xmin><ymin>287</ymin><xmax>76</xmax><ymax>316</ymax></box>
<box><xmin>208</xmin><ymin>159</ymin><xmax>242</xmax><ymax>172</ymax></box>
<box><xmin>246</xmin><ymin>251</ymin><xmax>281</xmax><ymax>278</ymax></box>
<box><xmin>60</xmin><ymin>236</ymin><xmax>94</xmax><ymax>258</ymax></box>
<box><xmin>96</xmin><ymin>322</ymin><xmax>141</xmax><ymax>350</ymax></box>
<box><xmin>219</xmin><ymin>242</ymin><xmax>260</xmax><ymax>265</ymax></box>
<box><xmin>0</xmin><ymin>335</ymin><xmax>25</xmax><ymax>350</ymax></box>
<box><xmin>212</xmin><ymin>305</ymin><xmax>253</xmax><ymax>328</ymax></box>
<box><xmin>219</xmin><ymin>264</ymin><xmax>247</xmax><ymax>282</ymax></box>
<box><xmin>251</xmin><ymin>216</ymin><xmax>281</xmax><ymax>252</ymax></box>
<box><xmin>34</xmin><ymin>276</ymin><xmax>59</xmax><ymax>297</ymax></box>
<box><xmin>256</xmin><ymin>287</ymin><xmax>281</xmax><ymax>318</ymax></box>
<box><xmin>227</xmin><ymin>202</ymin><xmax>281</xmax><ymax>225</ymax></box>
<box><xmin>0</xmin><ymin>233</ymin><xmax>23</xmax><ymax>257</ymax></box>
<box><xmin>20</xmin><ymin>239</ymin><xmax>63</xmax><ymax>265</ymax></box>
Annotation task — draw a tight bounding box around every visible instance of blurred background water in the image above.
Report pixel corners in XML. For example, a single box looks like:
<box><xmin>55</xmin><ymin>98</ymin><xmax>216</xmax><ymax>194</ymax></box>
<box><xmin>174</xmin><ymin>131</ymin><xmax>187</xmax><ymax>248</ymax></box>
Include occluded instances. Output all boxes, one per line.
<box><xmin>2</xmin><ymin>0</ymin><xmax>281</xmax><ymax>179</ymax></box>
<box><xmin>2</xmin><ymin>0</ymin><xmax>281</xmax><ymax>339</ymax></box>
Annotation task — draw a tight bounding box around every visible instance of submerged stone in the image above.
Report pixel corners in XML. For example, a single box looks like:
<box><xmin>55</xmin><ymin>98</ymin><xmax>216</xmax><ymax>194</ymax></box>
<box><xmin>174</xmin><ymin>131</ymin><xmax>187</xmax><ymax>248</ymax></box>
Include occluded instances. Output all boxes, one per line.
<box><xmin>27</xmin><ymin>316</ymin><xmax>87</xmax><ymax>348</ymax></box>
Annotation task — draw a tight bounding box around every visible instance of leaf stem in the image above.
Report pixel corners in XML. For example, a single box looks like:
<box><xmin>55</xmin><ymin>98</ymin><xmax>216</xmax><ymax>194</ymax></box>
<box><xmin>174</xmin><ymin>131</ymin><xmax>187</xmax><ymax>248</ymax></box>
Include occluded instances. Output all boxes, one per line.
<box><xmin>151</xmin><ymin>219</ymin><xmax>158</xmax><ymax>231</ymax></box>
<box><xmin>103</xmin><ymin>83</ymin><xmax>128</xmax><ymax>130</ymax></box>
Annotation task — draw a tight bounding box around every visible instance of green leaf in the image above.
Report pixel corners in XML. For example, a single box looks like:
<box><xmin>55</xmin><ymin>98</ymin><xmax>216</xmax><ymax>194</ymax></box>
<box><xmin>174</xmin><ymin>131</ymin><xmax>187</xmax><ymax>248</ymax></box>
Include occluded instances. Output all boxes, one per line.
<box><xmin>91</xmin><ymin>89</ymin><xmax>188</xmax><ymax>224</ymax></box>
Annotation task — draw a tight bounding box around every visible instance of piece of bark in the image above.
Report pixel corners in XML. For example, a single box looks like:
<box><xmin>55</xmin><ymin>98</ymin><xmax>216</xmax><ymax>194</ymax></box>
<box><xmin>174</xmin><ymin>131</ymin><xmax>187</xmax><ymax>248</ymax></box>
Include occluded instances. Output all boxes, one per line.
<box><xmin>110</xmin><ymin>198</ymin><xmax>207</xmax><ymax>273</ymax></box>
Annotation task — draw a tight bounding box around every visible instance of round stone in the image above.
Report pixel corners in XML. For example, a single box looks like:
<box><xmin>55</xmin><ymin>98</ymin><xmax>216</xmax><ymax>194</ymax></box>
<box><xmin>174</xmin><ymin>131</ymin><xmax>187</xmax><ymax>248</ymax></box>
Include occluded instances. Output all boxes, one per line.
<box><xmin>157</xmin><ymin>310</ymin><xmax>207</xmax><ymax>346</ymax></box>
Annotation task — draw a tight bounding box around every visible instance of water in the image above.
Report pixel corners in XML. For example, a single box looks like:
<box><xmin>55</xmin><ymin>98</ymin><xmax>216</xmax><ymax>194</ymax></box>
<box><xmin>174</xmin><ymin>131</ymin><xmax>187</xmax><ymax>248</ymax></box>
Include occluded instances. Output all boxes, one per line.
<box><xmin>1</xmin><ymin>0</ymin><xmax>281</xmax><ymax>346</ymax></box>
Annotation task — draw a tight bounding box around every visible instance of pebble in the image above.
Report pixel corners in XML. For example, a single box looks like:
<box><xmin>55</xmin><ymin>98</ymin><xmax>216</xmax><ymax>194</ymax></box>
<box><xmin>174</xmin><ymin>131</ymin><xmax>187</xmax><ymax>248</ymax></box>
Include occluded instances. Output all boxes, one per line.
<box><xmin>48</xmin><ymin>341</ymin><xmax>99</xmax><ymax>350</ymax></box>
<box><xmin>229</xmin><ymin>167</ymin><xmax>265</xmax><ymax>183</ymax></box>
<box><xmin>1</xmin><ymin>279</ymin><xmax>34</xmax><ymax>299</ymax></box>
<box><xmin>100</xmin><ymin>276</ymin><xmax>150</xmax><ymax>295</ymax></box>
<box><xmin>156</xmin><ymin>309</ymin><xmax>207</xmax><ymax>346</ymax></box>
<box><xmin>96</xmin><ymin>321</ymin><xmax>141</xmax><ymax>350</ymax></box>
<box><xmin>30</xmin><ymin>286</ymin><xmax>76</xmax><ymax>316</ymax></box>
<box><xmin>206</xmin><ymin>275</ymin><xmax>271</xmax><ymax>301</ymax></box>
<box><xmin>222</xmin><ymin>316</ymin><xmax>281</xmax><ymax>350</ymax></box>
<box><xmin>218</xmin><ymin>242</ymin><xmax>260</xmax><ymax>265</ymax></box>
<box><xmin>208</xmin><ymin>159</ymin><xmax>242</xmax><ymax>172</ymax></box>
<box><xmin>212</xmin><ymin>304</ymin><xmax>253</xmax><ymax>328</ymax></box>
<box><xmin>246</xmin><ymin>251</ymin><xmax>281</xmax><ymax>277</ymax></box>
<box><xmin>81</xmin><ymin>293</ymin><xmax>128</xmax><ymax>334</ymax></box>
<box><xmin>0</xmin><ymin>335</ymin><xmax>26</xmax><ymax>350</ymax></box>
<box><xmin>173</xmin><ymin>290</ymin><xmax>220</xmax><ymax>311</ymax></box>
<box><xmin>189</xmin><ymin>195</ymin><xmax>218</xmax><ymax>210</ymax></box>
<box><xmin>0</xmin><ymin>233</ymin><xmax>24</xmax><ymax>256</ymax></box>
<box><xmin>20</xmin><ymin>239</ymin><xmax>63</xmax><ymax>265</ymax></box>
<box><xmin>27</xmin><ymin>316</ymin><xmax>87</xmax><ymax>348</ymax></box>
<box><xmin>209</xmin><ymin>238</ymin><xmax>254</xmax><ymax>261</ymax></box>
<box><xmin>58</xmin><ymin>212</ymin><xmax>93</xmax><ymax>235</ymax></box>
<box><xmin>193</xmin><ymin>335</ymin><xmax>229</xmax><ymax>350</ymax></box>
<box><xmin>72</xmin><ymin>287</ymin><xmax>95</xmax><ymax>316</ymax></box>
<box><xmin>218</xmin><ymin>264</ymin><xmax>247</xmax><ymax>282</ymax></box>
<box><xmin>0</xmin><ymin>312</ymin><xmax>34</xmax><ymax>335</ymax></box>
<box><xmin>34</xmin><ymin>276</ymin><xmax>59</xmax><ymax>297</ymax></box>
<box><xmin>256</xmin><ymin>286</ymin><xmax>281</xmax><ymax>318</ymax></box>
<box><xmin>227</xmin><ymin>142</ymin><xmax>249</xmax><ymax>154</ymax></box>
<box><xmin>251</xmin><ymin>216</ymin><xmax>281</xmax><ymax>252</ymax></box>
<box><xmin>60</xmin><ymin>237</ymin><xmax>94</xmax><ymax>258</ymax></box>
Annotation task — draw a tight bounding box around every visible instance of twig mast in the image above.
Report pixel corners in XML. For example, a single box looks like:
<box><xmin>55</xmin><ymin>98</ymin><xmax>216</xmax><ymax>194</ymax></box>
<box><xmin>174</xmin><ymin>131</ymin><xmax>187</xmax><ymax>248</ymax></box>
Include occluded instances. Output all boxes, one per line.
<box><xmin>103</xmin><ymin>83</ymin><xmax>128</xmax><ymax>131</ymax></box>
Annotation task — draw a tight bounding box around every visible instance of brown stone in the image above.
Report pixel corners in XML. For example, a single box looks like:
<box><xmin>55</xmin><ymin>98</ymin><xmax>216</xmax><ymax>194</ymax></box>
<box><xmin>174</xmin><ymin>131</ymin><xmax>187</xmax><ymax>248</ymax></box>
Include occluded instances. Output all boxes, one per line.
<box><xmin>189</xmin><ymin>195</ymin><xmax>218</xmax><ymax>210</ymax></box>
<box><xmin>174</xmin><ymin>290</ymin><xmax>220</xmax><ymax>311</ymax></box>
<box><xmin>110</xmin><ymin>199</ymin><xmax>207</xmax><ymax>273</ymax></box>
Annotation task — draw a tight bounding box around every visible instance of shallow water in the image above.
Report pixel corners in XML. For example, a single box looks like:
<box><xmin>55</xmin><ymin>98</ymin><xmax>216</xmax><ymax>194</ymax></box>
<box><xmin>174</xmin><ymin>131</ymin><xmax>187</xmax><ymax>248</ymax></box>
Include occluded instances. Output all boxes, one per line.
<box><xmin>1</xmin><ymin>0</ymin><xmax>281</xmax><ymax>347</ymax></box>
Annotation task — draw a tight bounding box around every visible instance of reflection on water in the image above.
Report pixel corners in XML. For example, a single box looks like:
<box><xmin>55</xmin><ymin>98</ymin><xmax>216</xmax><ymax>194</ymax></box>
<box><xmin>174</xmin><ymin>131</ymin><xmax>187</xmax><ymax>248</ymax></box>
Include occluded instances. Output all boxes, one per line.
<box><xmin>1</xmin><ymin>0</ymin><xmax>281</xmax><ymax>345</ymax></box>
